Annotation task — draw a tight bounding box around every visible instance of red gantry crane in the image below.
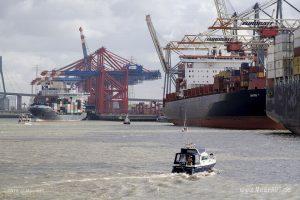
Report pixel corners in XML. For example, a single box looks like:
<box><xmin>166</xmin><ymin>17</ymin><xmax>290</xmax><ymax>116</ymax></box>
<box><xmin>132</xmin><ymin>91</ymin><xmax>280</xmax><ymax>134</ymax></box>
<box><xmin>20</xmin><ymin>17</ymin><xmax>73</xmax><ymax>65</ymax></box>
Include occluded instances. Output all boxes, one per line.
<box><xmin>31</xmin><ymin>27</ymin><xmax>161</xmax><ymax>115</ymax></box>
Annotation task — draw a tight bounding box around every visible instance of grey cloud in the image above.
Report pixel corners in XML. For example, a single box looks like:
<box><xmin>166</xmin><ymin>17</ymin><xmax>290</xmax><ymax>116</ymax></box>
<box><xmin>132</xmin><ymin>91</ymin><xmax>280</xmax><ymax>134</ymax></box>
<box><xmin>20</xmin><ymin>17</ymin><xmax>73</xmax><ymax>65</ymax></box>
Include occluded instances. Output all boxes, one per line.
<box><xmin>0</xmin><ymin>0</ymin><xmax>299</xmax><ymax>99</ymax></box>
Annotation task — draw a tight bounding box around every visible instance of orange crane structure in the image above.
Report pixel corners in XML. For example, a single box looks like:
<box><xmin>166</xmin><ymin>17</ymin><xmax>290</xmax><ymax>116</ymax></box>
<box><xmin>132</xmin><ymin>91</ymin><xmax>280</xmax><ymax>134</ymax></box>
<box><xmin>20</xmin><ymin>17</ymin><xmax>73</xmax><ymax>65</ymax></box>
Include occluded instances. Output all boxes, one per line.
<box><xmin>31</xmin><ymin>28</ymin><xmax>161</xmax><ymax>115</ymax></box>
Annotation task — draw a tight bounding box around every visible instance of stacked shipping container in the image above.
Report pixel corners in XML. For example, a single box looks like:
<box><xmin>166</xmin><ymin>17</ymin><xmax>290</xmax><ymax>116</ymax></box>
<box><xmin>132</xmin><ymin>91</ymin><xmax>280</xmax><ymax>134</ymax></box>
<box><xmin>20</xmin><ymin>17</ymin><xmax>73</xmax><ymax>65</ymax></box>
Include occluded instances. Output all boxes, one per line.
<box><xmin>249</xmin><ymin>77</ymin><xmax>266</xmax><ymax>90</ymax></box>
<box><xmin>165</xmin><ymin>61</ymin><xmax>267</xmax><ymax>103</ymax></box>
<box><xmin>53</xmin><ymin>98</ymin><xmax>84</xmax><ymax>115</ymax></box>
<box><xmin>240</xmin><ymin>63</ymin><xmax>250</xmax><ymax>88</ymax></box>
<box><xmin>266</xmin><ymin>45</ymin><xmax>275</xmax><ymax>78</ymax></box>
<box><xmin>229</xmin><ymin>70</ymin><xmax>241</xmax><ymax>90</ymax></box>
<box><xmin>129</xmin><ymin>102</ymin><xmax>162</xmax><ymax>115</ymax></box>
<box><xmin>293</xmin><ymin>29</ymin><xmax>300</xmax><ymax>75</ymax></box>
<box><xmin>267</xmin><ymin>32</ymin><xmax>294</xmax><ymax>78</ymax></box>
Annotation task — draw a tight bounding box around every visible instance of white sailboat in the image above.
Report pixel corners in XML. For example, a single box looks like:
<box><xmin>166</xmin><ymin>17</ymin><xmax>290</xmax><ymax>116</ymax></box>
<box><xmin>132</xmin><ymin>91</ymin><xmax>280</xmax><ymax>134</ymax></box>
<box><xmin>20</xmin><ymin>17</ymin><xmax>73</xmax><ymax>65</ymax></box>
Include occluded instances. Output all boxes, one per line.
<box><xmin>123</xmin><ymin>114</ymin><xmax>130</xmax><ymax>125</ymax></box>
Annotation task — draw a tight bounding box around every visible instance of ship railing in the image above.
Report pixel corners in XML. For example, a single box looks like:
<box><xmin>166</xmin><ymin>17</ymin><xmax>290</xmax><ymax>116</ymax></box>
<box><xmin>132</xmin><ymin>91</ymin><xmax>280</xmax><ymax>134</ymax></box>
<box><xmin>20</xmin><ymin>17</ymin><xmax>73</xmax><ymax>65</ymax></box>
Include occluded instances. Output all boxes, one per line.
<box><xmin>41</xmin><ymin>90</ymin><xmax>67</xmax><ymax>96</ymax></box>
<box><xmin>41</xmin><ymin>90</ymin><xmax>89</xmax><ymax>97</ymax></box>
<box><xmin>274</xmin><ymin>75</ymin><xmax>300</xmax><ymax>85</ymax></box>
<box><xmin>54</xmin><ymin>93</ymin><xmax>90</xmax><ymax>96</ymax></box>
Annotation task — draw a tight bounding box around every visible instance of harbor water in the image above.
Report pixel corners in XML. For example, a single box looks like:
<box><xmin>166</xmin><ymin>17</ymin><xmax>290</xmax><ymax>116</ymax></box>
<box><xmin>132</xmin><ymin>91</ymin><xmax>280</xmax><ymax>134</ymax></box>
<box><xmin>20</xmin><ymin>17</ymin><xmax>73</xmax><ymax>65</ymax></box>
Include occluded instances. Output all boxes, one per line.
<box><xmin>0</xmin><ymin>119</ymin><xmax>299</xmax><ymax>199</ymax></box>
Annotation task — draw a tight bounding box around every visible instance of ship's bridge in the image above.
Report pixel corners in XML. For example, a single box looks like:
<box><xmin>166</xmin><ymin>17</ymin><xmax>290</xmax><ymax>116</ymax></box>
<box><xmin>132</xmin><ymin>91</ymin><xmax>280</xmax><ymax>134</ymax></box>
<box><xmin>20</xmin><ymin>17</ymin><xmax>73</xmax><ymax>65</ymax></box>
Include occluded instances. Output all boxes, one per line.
<box><xmin>180</xmin><ymin>55</ymin><xmax>251</xmax><ymax>89</ymax></box>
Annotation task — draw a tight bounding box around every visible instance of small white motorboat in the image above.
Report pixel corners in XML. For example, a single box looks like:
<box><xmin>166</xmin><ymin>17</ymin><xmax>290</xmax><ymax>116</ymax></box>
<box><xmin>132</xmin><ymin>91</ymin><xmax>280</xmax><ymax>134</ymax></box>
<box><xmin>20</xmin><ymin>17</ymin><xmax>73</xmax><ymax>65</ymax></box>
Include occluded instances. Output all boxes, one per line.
<box><xmin>172</xmin><ymin>143</ymin><xmax>216</xmax><ymax>175</ymax></box>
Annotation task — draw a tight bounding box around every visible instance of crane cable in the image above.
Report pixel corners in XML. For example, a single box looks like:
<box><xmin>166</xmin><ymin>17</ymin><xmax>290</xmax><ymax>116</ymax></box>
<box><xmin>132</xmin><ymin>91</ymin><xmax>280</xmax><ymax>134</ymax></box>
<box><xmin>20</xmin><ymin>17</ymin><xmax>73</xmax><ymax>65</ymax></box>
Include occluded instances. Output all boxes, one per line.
<box><xmin>226</xmin><ymin>0</ymin><xmax>236</xmax><ymax>17</ymax></box>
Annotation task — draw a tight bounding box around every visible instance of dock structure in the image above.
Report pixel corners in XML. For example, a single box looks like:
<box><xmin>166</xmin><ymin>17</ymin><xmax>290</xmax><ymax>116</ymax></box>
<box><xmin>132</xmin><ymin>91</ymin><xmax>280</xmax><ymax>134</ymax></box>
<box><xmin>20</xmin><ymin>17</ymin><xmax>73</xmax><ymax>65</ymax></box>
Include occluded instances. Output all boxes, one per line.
<box><xmin>0</xmin><ymin>91</ymin><xmax>162</xmax><ymax>113</ymax></box>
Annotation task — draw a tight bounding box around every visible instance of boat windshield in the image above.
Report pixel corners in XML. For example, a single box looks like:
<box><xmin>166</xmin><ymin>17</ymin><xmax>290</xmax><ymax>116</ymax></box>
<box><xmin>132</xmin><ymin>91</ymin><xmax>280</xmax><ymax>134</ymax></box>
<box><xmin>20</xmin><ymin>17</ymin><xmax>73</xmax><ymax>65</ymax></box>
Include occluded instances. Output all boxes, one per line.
<box><xmin>175</xmin><ymin>153</ymin><xmax>186</xmax><ymax>163</ymax></box>
<box><xmin>201</xmin><ymin>156</ymin><xmax>208</xmax><ymax>160</ymax></box>
<box><xmin>194</xmin><ymin>155</ymin><xmax>200</xmax><ymax>164</ymax></box>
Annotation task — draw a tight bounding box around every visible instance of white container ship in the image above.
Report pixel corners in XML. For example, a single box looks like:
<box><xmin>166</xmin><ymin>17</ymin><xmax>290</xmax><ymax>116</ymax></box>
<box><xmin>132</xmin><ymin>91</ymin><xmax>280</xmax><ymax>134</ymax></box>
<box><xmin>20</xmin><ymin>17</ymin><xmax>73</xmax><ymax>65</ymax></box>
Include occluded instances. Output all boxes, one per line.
<box><xmin>29</xmin><ymin>81</ymin><xmax>89</xmax><ymax>121</ymax></box>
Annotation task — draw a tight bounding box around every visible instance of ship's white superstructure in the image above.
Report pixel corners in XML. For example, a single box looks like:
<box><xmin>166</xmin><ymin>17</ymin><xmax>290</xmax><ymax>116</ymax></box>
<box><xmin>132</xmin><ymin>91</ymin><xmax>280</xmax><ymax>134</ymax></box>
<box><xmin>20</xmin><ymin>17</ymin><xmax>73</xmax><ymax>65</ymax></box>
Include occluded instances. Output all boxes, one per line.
<box><xmin>181</xmin><ymin>56</ymin><xmax>251</xmax><ymax>89</ymax></box>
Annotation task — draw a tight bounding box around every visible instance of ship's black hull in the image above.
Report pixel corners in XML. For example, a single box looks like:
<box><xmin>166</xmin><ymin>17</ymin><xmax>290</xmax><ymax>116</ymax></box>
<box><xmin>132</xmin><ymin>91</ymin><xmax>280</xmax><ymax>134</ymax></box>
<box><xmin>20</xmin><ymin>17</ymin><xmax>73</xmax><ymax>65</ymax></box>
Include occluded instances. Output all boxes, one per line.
<box><xmin>164</xmin><ymin>89</ymin><xmax>284</xmax><ymax>129</ymax></box>
<box><xmin>266</xmin><ymin>79</ymin><xmax>300</xmax><ymax>134</ymax></box>
<box><xmin>29</xmin><ymin>105</ymin><xmax>87</xmax><ymax>121</ymax></box>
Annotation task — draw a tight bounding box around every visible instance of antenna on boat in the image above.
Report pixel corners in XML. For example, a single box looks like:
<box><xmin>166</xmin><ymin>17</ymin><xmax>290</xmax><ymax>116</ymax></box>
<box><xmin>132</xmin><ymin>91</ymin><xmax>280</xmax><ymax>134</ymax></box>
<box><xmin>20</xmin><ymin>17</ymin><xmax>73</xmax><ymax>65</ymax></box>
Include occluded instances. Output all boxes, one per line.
<box><xmin>181</xmin><ymin>108</ymin><xmax>188</xmax><ymax>132</ymax></box>
<box><xmin>180</xmin><ymin>105</ymin><xmax>194</xmax><ymax>148</ymax></box>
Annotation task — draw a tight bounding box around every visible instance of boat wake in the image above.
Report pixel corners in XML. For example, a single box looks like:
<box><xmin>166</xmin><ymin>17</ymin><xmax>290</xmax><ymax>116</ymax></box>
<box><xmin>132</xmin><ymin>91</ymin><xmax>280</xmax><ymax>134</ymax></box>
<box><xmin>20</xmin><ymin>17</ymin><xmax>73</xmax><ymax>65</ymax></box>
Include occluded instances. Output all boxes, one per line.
<box><xmin>23</xmin><ymin>170</ymin><xmax>218</xmax><ymax>188</ymax></box>
<box><xmin>0</xmin><ymin>170</ymin><xmax>219</xmax><ymax>200</ymax></box>
<box><xmin>175</xmin><ymin>169</ymin><xmax>217</xmax><ymax>180</ymax></box>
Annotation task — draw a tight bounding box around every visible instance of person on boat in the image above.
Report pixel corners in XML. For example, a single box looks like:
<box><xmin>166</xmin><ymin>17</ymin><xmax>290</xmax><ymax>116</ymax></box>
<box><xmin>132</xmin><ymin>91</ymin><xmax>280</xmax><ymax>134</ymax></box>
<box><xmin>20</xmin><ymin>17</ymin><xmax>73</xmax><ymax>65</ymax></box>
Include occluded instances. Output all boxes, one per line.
<box><xmin>18</xmin><ymin>114</ymin><xmax>24</xmax><ymax>123</ymax></box>
<box><xmin>187</xmin><ymin>155</ymin><xmax>193</xmax><ymax>165</ymax></box>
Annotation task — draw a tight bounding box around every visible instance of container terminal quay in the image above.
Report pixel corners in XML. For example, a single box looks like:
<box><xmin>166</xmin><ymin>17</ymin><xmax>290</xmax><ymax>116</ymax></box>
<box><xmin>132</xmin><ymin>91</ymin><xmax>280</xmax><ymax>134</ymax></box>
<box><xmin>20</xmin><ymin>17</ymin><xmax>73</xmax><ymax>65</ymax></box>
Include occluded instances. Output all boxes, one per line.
<box><xmin>0</xmin><ymin>0</ymin><xmax>299</xmax><ymax>134</ymax></box>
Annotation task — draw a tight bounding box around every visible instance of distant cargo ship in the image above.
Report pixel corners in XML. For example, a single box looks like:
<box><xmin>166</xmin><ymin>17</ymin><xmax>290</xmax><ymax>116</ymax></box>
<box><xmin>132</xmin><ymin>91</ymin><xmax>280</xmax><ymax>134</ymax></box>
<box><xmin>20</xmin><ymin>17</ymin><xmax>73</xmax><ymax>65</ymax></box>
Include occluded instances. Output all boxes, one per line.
<box><xmin>266</xmin><ymin>31</ymin><xmax>300</xmax><ymax>134</ymax></box>
<box><xmin>29</xmin><ymin>81</ymin><xmax>89</xmax><ymax>121</ymax></box>
<box><xmin>163</xmin><ymin>54</ymin><xmax>284</xmax><ymax>130</ymax></box>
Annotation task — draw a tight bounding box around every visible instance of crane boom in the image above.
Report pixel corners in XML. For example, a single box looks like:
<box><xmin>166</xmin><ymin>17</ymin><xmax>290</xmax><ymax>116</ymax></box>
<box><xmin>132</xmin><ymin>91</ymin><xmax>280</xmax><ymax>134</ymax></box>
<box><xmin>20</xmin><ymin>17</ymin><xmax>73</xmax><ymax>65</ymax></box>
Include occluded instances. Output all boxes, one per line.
<box><xmin>209</xmin><ymin>18</ymin><xmax>300</xmax><ymax>31</ymax></box>
<box><xmin>236</xmin><ymin>0</ymin><xmax>277</xmax><ymax>19</ymax></box>
<box><xmin>166</xmin><ymin>0</ymin><xmax>293</xmax><ymax>51</ymax></box>
<box><xmin>214</xmin><ymin>0</ymin><xmax>231</xmax><ymax>36</ymax></box>
<box><xmin>146</xmin><ymin>15</ymin><xmax>168</xmax><ymax>73</ymax></box>
<box><xmin>214</xmin><ymin>0</ymin><xmax>229</xmax><ymax>19</ymax></box>
<box><xmin>79</xmin><ymin>27</ymin><xmax>90</xmax><ymax>70</ymax></box>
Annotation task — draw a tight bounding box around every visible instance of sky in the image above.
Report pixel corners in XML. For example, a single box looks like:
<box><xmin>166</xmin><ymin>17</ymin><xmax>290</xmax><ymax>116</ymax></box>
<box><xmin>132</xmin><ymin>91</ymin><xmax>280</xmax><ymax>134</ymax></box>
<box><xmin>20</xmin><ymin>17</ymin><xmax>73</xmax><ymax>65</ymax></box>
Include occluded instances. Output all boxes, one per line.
<box><xmin>0</xmin><ymin>0</ymin><xmax>299</xmax><ymax>100</ymax></box>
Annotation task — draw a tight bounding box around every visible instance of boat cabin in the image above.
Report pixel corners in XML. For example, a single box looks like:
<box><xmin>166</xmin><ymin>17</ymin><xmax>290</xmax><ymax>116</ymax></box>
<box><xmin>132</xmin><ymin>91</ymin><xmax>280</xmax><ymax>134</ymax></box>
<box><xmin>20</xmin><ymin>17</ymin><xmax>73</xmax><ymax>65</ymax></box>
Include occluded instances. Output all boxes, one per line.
<box><xmin>173</xmin><ymin>147</ymin><xmax>207</xmax><ymax>166</ymax></box>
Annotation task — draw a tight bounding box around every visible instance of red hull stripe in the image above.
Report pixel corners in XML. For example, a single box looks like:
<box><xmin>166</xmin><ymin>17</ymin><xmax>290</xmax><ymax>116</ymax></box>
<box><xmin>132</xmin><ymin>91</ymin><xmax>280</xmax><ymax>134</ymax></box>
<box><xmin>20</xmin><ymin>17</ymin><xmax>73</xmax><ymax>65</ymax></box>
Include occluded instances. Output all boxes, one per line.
<box><xmin>171</xmin><ymin>116</ymin><xmax>285</xmax><ymax>130</ymax></box>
